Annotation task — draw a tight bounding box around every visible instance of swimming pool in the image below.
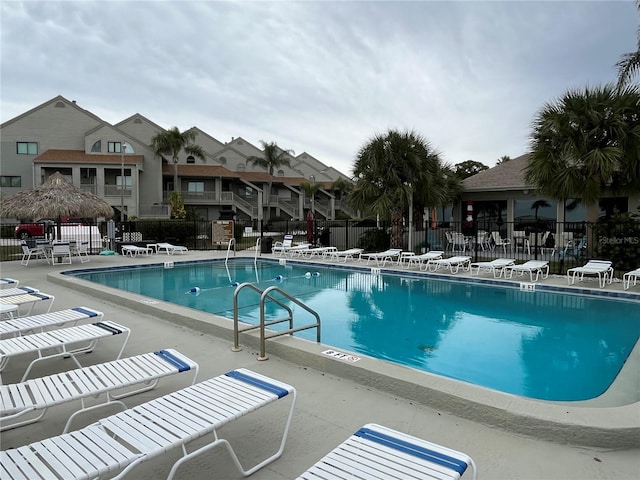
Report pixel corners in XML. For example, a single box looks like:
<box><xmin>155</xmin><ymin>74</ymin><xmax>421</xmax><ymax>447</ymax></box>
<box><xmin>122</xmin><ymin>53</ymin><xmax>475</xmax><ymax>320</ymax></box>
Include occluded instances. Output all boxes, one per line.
<box><xmin>70</xmin><ymin>258</ymin><xmax>640</xmax><ymax>401</ymax></box>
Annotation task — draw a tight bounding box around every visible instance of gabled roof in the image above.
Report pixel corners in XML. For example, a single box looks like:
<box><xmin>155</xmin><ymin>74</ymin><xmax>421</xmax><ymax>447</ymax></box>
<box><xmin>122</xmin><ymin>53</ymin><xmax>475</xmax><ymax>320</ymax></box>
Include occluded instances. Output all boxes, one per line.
<box><xmin>463</xmin><ymin>154</ymin><xmax>531</xmax><ymax>191</ymax></box>
<box><xmin>34</xmin><ymin>149</ymin><xmax>144</xmax><ymax>165</ymax></box>
<box><xmin>1</xmin><ymin>95</ymin><xmax>105</xmax><ymax>128</ymax></box>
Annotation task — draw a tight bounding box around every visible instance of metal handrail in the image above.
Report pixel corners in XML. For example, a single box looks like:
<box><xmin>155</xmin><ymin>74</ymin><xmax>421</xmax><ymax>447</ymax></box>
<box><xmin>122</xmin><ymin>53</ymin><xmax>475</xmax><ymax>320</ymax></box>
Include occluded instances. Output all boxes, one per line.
<box><xmin>258</xmin><ymin>286</ymin><xmax>321</xmax><ymax>360</ymax></box>
<box><xmin>231</xmin><ymin>282</ymin><xmax>321</xmax><ymax>360</ymax></box>
<box><xmin>231</xmin><ymin>283</ymin><xmax>293</xmax><ymax>352</ymax></box>
<box><xmin>225</xmin><ymin>237</ymin><xmax>236</xmax><ymax>265</ymax></box>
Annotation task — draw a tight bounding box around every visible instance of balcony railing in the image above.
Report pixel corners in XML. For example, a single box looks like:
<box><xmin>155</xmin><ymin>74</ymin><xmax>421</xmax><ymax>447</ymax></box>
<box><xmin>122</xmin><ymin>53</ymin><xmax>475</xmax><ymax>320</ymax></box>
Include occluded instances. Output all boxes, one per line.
<box><xmin>139</xmin><ymin>204</ymin><xmax>170</xmax><ymax>217</ymax></box>
<box><xmin>105</xmin><ymin>186</ymin><xmax>132</xmax><ymax>197</ymax></box>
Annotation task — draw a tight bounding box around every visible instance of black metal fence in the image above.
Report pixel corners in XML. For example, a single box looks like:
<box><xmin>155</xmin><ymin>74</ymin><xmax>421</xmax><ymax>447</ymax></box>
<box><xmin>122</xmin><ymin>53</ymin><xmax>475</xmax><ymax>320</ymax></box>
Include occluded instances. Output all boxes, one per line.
<box><xmin>3</xmin><ymin>217</ymin><xmax>639</xmax><ymax>277</ymax></box>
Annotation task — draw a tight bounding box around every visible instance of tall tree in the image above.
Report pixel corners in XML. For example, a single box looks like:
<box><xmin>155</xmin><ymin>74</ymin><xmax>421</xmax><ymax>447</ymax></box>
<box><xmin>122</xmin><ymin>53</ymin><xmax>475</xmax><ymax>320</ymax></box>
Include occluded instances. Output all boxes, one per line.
<box><xmin>349</xmin><ymin>129</ymin><xmax>449</xmax><ymax>248</ymax></box>
<box><xmin>616</xmin><ymin>0</ymin><xmax>640</xmax><ymax>88</ymax></box>
<box><xmin>496</xmin><ymin>155</ymin><xmax>511</xmax><ymax>165</ymax></box>
<box><xmin>299</xmin><ymin>181</ymin><xmax>322</xmax><ymax>215</ymax></box>
<box><xmin>526</xmin><ymin>84</ymin><xmax>640</xmax><ymax>221</ymax></box>
<box><xmin>150</xmin><ymin>127</ymin><xmax>205</xmax><ymax>193</ymax></box>
<box><xmin>246</xmin><ymin>141</ymin><xmax>293</xmax><ymax>220</ymax></box>
<box><xmin>454</xmin><ymin>160</ymin><xmax>489</xmax><ymax>179</ymax></box>
<box><xmin>331</xmin><ymin>177</ymin><xmax>353</xmax><ymax>213</ymax></box>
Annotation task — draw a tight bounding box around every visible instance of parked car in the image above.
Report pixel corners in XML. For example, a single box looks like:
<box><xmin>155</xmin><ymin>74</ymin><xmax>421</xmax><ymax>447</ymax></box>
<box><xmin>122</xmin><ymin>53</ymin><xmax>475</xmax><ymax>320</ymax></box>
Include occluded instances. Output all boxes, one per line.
<box><xmin>14</xmin><ymin>217</ymin><xmax>87</xmax><ymax>239</ymax></box>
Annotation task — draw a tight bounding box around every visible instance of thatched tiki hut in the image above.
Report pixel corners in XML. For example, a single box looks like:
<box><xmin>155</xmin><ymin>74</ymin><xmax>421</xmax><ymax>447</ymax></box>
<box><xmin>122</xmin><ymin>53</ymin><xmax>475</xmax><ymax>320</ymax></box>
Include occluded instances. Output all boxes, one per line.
<box><xmin>0</xmin><ymin>172</ymin><xmax>114</xmax><ymax>239</ymax></box>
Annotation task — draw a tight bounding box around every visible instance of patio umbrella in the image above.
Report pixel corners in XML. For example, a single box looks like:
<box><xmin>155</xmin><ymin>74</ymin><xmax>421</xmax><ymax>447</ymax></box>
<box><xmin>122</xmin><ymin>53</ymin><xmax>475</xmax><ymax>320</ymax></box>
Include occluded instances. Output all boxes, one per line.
<box><xmin>306</xmin><ymin>210</ymin><xmax>314</xmax><ymax>244</ymax></box>
<box><xmin>0</xmin><ymin>171</ymin><xmax>114</xmax><ymax>239</ymax></box>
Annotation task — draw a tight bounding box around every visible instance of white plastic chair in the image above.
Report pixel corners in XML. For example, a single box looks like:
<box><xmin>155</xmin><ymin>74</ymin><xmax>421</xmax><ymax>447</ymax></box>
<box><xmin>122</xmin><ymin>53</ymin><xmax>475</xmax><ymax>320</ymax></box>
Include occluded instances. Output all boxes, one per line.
<box><xmin>491</xmin><ymin>231</ymin><xmax>511</xmax><ymax>253</ymax></box>
<box><xmin>74</xmin><ymin>241</ymin><xmax>90</xmax><ymax>263</ymax></box>
<box><xmin>51</xmin><ymin>242</ymin><xmax>72</xmax><ymax>264</ymax></box>
<box><xmin>19</xmin><ymin>242</ymin><xmax>48</xmax><ymax>266</ymax></box>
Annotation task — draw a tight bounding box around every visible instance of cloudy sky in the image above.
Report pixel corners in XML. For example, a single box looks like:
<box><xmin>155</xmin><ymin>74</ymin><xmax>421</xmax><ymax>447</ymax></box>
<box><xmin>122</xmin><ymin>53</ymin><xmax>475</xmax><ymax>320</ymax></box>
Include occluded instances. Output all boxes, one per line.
<box><xmin>1</xmin><ymin>1</ymin><xmax>637</xmax><ymax>176</ymax></box>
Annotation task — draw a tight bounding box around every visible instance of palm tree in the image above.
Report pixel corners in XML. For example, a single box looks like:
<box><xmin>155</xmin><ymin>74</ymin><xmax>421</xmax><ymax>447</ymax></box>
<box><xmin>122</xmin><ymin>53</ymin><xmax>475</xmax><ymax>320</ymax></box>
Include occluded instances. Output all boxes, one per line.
<box><xmin>531</xmin><ymin>199</ymin><xmax>551</xmax><ymax>221</ymax></box>
<box><xmin>246</xmin><ymin>141</ymin><xmax>293</xmax><ymax>220</ymax></box>
<box><xmin>150</xmin><ymin>127</ymin><xmax>205</xmax><ymax>193</ymax></box>
<box><xmin>349</xmin><ymin>129</ymin><xmax>449</xmax><ymax>248</ymax></box>
<box><xmin>496</xmin><ymin>155</ymin><xmax>511</xmax><ymax>165</ymax></box>
<box><xmin>331</xmin><ymin>177</ymin><xmax>353</xmax><ymax>213</ymax></box>
<box><xmin>526</xmin><ymin>84</ymin><xmax>640</xmax><ymax>221</ymax></box>
<box><xmin>299</xmin><ymin>181</ymin><xmax>322</xmax><ymax>215</ymax></box>
<box><xmin>616</xmin><ymin>1</ymin><xmax>640</xmax><ymax>88</ymax></box>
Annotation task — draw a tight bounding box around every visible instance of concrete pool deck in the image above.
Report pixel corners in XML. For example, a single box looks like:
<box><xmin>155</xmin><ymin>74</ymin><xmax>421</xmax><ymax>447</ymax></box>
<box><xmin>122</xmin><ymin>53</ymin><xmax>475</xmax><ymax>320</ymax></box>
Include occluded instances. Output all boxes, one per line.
<box><xmin>1</xmin><ymin>251</ymin><xmax>639</xmax><ymax>479</ymax></box>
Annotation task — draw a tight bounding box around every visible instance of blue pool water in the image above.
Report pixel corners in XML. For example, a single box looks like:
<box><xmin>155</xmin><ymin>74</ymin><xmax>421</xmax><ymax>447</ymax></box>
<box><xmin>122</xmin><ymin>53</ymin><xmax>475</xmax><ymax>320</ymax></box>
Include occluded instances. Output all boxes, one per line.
<box><xmin>71</xmin><ymin>258</ymin><xmax>640</xmax><ymax>401</ymax></box>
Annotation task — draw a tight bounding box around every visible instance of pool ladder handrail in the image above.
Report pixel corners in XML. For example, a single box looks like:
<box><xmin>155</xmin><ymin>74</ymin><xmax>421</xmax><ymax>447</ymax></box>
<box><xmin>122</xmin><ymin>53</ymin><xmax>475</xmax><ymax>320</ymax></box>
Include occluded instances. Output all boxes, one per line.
<box><xmin>232</xmin><ymin>282</ymin><xmax>321</xmax><ymax>361</ymax></box>
<box><xmin>225</xmin><ymin>237</ymin><xmax>236</xmax><ymax>265</ymax></box>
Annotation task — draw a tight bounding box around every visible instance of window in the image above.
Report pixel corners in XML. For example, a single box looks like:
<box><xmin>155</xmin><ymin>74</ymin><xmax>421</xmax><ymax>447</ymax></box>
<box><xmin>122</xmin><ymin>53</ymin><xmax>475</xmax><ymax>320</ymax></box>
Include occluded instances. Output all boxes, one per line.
<box><xmin>0</xmin><ymin>176</ymin><xmax>21</xmax><ymax>187</ymax></box>
<box><xmin>108</xmin><ymin>141</ymin><xmax>122</xmax><ymax>153</ymax></box>
<box><xmin>186</xmin><ymin>155</ymin><xmax>195</xmax><ymax>164</ymax></box>
<box><xmin>16</xmin><ymin>142</ymin><xmax>37</xmax><ymax>155</ymax></box>
<box><xmin>188</xmin><ymin>182</ymin><xmax>204</xmax><ymax>195</ymax></box>
<box><xmin>277</xmin><ymin>169</ymin><xmax>284</xmax><ymax>177</ymax></box>
<box><xmin>245</xmin><ymin>186</ymin><xmax>253</xmax><ymax>198</ymax></box>
<box><xmin>91</xmin><ymin>140</ymin><xmax>101</xmax><ymax>152</ymax></box>
<box><xmin>116</xmin><ymin>170</ymin><xmax>132</xmax><ymax>189</ymax></box>
<box><xmin>237</xmin><ymin>163</ymin><xmax>245</xmax><ymax>172</ymax></box>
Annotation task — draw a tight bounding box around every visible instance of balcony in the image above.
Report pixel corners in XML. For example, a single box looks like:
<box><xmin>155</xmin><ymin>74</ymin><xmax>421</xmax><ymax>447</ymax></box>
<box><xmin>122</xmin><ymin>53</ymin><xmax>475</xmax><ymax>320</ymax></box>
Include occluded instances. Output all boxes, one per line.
<box><xmin>105</xmin><ymin>186</ymin><xmax>132</xmax><ymax>197</ymax></box>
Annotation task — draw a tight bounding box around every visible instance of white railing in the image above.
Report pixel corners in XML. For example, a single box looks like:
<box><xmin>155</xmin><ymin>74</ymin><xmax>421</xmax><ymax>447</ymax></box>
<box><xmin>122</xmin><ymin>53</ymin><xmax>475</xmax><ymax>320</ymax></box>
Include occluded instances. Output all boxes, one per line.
<box><xmin>139</xmin><ymin>204</ymin><xmax>170</xmax><ymax>217</ymax></box>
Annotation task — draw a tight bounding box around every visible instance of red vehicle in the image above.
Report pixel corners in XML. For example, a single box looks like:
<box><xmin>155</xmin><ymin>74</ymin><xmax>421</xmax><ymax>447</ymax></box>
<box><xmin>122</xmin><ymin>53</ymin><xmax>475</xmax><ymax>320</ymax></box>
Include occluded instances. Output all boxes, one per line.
<box><xmin>14</xmin><ymin>217</ymin><xmax>84</xmax><ymax>240</ymax></box>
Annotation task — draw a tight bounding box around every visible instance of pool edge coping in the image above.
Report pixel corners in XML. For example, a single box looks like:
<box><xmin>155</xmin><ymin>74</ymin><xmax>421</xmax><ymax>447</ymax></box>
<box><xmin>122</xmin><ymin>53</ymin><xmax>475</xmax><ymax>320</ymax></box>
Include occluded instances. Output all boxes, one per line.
<box><xmin>50</xmin><ymin>261</ymin><xmax>640</xmax><ymax>449</ymax></box>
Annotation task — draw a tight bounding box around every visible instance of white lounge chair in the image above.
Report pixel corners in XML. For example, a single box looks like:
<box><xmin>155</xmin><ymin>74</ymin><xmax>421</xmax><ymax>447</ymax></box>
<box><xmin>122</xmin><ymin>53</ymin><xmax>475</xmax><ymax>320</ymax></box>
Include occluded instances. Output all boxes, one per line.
<box><xmin>0</xmin><ymin>306</ymin><xmax>103</xmax><ymax>338</ymax></box>
<box><xmin>272</xmin><ymin>234</ymin><xmax>294</xmax><ymax>256</ymax></box>
<box><xmin>0</xmin><ymin>286</ymin><xmax>38</xmax><ymax>298</ymax></box>
<box><xmin>0</xmin><ymin>278</ymin><xmax>19</xmax><ymax>289</ymax></box>
<box><xmin>296</xmin><ymin>423</ymin><xmax>477</xmax><ymax>480</ymax></box>
<box><xmin>0</xmin><ymin>368</ymin><xmax>296</xmax><ymax>480</ymax></box>
<box><xmin>0</xmin><ymin>320</ymin><xmax>130</xmax><ymax>382</ymax></box>
<box><xmin>20</xmin><ymin>241</ymin><xmax>48</xmax><ymax>266</ymax></box>
<box><xmin>623</xmin><ymin>267</ymin><xmax>640</xmax><ymax>290</ymax></box>
<box><xmin>156</xmin><ymin>242</ymin><xmax>189</xmax><ymax>254</ymax></box>
<box><xmin>503</xmin><ymin>260</ymin><xmax>550</xmax><ymax>283</ymax></box>
<box><xmin>327</xmin><ymin>248</ymin><xmax>364</xmax><ymax>263</ymax></box>
<box><xmin>567</xmin><ymin>260</ymin><xmax>614</xmax><ymax>288</ymax></box>
<box><xmin>359</xmin><ymin>248</ymin><xmax>403</xmax><ymax>267</ymax></box>
<box><xmin>470</xmin><ymin>258</ymin><xmax>516</xmax><ymax>278</ymax></box>
<box><xmin>121</xmin><ymin>245</ymin><xmax>153</xmax><ymax>257</ymax></box>
<box><xmin>1</xmin><ymin>348</ymin><xmax>198</xmax><ymax>432</ymax></box>
<box><xmin>0</xmin><ymin>291</ymin><xmax>55</xmax><ymax>317</ymax></box>
<box><xmin>426</xmin><ymin>255</ymin><xmax>472</xmax><ymax>274</ymax></box>
<box><xmin>406</xmin><ymin>251</ymin><xmax>444</xmax><ymax>270</ymax></box>
<box><xmin>298</xmin><ymin>246</ymin><xmax>338</xmax><ymax>259</ymax></box>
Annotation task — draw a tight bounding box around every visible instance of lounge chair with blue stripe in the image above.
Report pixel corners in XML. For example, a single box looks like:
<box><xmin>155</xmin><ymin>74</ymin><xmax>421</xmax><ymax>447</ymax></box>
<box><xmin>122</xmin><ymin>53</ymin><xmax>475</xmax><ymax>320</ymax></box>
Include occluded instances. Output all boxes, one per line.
<box><xmin>0</xmin><ymin>368</ymin><xmax>296</xmax><ymax>480</ymax></box>
<box><xmin>1</xmin><ymin>348</ymin><xmax>198</xmax><ymax>432</ymax></box>
<box><xmin>0</xmin><ymin>291</ymin><xmax>55</xmax><ymax>316</ymax></box>
<box><xmin>296</xmin><ymin>423</ymin><xmax>477</xmax><ymax>479</ymax></box>
<box><xmin>0</xmin><ymin>278</ymin><xmax>19</xmax><ymax>289</ymax></box>
<box><xmin>0</xmin><ymin>320</ymin><xmax>130</xmax><ymax>382</ymax></box>
<box><xmin>0</xmin><ymin>306</ymin><xmax>103</xmax><ymax>338</ymax></box>
<box><xmin>0</xmin><ymin>286</ymin><xmax>39</xmax><ymax>298</ymax></box>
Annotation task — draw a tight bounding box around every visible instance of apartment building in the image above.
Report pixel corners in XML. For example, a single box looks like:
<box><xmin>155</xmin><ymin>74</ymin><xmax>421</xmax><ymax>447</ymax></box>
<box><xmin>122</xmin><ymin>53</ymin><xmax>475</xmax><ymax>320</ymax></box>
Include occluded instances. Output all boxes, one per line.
<box><xmin>1</xmin><ymin>96</ymin><xmax>350</xmax><ymax>222</ymax></box>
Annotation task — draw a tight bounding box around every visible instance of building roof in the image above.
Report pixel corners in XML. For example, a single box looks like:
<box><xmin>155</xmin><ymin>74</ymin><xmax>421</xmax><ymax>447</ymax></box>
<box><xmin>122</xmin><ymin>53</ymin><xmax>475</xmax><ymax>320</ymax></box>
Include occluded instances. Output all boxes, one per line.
<box><xmin>463</xmin><ymin>153</ymin><xmax>531</xmax><ymax>192</ymax></box>
<box><xmin>34</xmin><ymin>149</ymin><xmax>144</xmax><ymax>165</ymax></box>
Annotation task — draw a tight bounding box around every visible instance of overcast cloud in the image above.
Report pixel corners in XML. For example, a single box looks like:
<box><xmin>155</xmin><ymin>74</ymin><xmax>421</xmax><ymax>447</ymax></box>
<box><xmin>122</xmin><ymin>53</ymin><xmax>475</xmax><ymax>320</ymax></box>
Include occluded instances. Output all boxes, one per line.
<box><xmin>1</xmin><ymin>0</ymin><xmax>637</xmax><ymax>176</ymax></box>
